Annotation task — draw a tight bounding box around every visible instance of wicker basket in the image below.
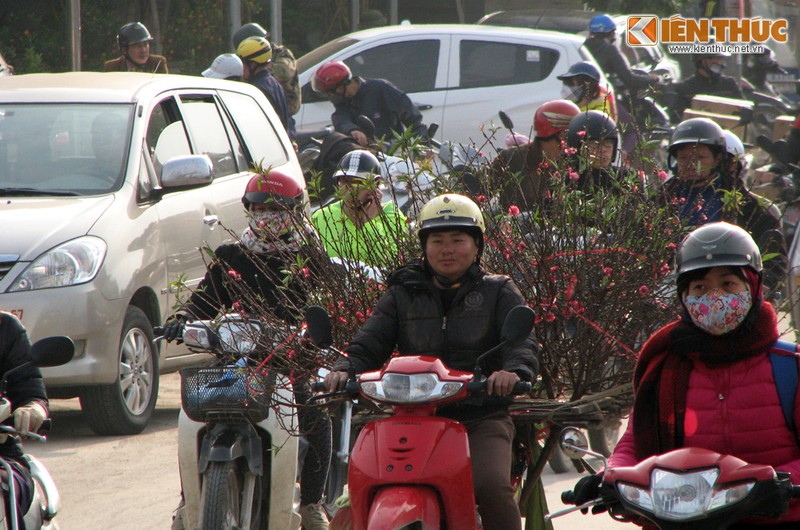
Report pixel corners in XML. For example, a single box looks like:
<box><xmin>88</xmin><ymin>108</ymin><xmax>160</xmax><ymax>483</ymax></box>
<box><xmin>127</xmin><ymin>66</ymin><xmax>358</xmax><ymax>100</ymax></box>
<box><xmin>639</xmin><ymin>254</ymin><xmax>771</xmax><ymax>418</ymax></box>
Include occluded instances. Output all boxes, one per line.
<box><xmin>180</xmin><ymin>366</ymin><xmax>273</xmax><ymax>423</ymax></box>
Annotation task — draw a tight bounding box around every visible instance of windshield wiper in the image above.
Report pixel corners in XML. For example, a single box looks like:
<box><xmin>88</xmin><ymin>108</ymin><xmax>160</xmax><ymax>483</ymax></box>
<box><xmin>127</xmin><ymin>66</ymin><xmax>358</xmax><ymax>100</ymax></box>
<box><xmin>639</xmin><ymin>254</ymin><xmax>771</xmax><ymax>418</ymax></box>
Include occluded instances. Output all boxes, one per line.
<box><xmin>0</xmin><ymin>188</ymin><xmax>81</xmax><ymax>197</ymax></box>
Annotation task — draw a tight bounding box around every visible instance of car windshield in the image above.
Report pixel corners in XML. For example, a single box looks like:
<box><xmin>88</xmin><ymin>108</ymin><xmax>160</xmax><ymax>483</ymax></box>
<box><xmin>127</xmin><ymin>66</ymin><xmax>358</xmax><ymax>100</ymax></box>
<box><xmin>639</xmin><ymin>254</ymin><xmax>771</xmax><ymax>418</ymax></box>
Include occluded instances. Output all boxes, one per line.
<box><xmin>0</xmin><ymin>103</ymin><xmax>133</xmax><ymax>197</ymax></box>
<box><xmin>297</xmin><ymin>37</ymin><xmax>359</xmax><ymax>74</ymax></box>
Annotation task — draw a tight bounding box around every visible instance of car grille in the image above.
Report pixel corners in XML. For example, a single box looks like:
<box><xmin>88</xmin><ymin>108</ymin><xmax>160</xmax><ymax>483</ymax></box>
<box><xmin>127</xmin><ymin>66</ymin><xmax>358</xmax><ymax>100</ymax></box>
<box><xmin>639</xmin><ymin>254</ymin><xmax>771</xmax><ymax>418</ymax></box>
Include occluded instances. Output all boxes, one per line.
<box><xmin>0</xmin><ymin>256</ymin><xmax>19</xmax><ymax>282</ymax></box>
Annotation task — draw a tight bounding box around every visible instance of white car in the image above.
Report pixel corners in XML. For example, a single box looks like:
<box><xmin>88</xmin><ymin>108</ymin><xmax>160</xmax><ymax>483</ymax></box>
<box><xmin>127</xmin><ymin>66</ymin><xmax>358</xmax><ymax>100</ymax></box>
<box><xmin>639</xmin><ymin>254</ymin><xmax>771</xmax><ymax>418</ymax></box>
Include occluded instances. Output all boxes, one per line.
<box><xmin>296</xmin><ymin>23</ymin><xmax>606</xmax><ymax>151</ymax></box>
<box><xmin>0</xmin><ymin>72</ymin><xmax>304</xmax><ymax>435</ymax></box>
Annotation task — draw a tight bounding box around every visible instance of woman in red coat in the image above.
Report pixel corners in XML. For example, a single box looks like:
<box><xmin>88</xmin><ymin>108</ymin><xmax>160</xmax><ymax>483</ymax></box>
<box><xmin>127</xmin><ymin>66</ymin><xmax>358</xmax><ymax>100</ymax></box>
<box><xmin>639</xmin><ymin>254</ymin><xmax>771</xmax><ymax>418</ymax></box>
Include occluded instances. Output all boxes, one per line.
<box><xmin>574</xmin><ymin>221</ymin><xmax>800</xmax><ymax>527</ymax></box>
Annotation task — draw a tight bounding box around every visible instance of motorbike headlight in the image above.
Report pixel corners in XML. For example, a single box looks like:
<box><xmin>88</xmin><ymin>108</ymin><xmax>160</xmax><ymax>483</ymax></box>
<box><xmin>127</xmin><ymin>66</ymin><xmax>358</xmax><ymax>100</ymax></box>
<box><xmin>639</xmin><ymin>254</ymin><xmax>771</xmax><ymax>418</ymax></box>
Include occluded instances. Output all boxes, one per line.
<box><xmin>619</xmin><ymin>467</ymin><xmax>757</xmax><ymax>521</ymax></box>
<box><xmin>360</xmin><ymin>373</ymin><xmax>463</xmax><ymax>404</ymax></box>
<box><xmin>7</xmin><ymin>236</ymin><xmax>106</xmax><ymax>292</ymax></box>
<box><xmin>216</xmin><ymin>318</ymin><xmax>262</xmax><ymax>356</ymax></box>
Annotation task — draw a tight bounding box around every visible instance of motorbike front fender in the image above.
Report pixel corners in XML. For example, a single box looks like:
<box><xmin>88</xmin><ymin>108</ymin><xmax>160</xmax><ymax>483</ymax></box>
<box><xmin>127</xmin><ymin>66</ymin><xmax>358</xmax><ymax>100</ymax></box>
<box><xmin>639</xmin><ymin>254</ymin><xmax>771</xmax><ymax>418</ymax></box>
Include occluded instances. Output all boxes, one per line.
<box><xmin>198</xmin><ymin>422</ymin><xmax>263</xmax><ymax>476</ymax></box>
<box><xmin>366</xmin><ymin>486</ymin><xmax>441</xmax><ymax>530</ymax></box>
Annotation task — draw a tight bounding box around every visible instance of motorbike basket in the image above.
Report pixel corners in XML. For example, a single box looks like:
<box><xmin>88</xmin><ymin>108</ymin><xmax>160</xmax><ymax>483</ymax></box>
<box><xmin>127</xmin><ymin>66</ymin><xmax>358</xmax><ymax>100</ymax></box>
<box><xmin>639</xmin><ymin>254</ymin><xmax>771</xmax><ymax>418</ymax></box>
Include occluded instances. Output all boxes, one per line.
<box><xmin>180</xmin><ymin>366</ymin><xmax>274</xmax><ymax>423</ymax></box>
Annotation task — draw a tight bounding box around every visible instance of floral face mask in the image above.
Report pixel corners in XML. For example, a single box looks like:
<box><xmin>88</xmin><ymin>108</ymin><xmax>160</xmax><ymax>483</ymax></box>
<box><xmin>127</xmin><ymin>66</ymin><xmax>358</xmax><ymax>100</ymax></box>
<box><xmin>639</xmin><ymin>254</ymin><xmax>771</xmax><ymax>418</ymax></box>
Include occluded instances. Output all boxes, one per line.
<box><xmin>683</xmin><ymin>288</ymin><xmax>752</xmax><ymax>336</ymax></box>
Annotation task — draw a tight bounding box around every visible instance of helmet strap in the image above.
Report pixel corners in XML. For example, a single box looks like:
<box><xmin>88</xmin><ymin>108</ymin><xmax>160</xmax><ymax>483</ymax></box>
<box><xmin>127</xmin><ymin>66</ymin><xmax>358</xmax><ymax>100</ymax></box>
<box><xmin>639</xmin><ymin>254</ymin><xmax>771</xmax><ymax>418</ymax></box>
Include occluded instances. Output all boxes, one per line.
<box><xmin>428</xmin><ymin>262</ymin><xmax>481</xmax><ymax>289</ymax></box>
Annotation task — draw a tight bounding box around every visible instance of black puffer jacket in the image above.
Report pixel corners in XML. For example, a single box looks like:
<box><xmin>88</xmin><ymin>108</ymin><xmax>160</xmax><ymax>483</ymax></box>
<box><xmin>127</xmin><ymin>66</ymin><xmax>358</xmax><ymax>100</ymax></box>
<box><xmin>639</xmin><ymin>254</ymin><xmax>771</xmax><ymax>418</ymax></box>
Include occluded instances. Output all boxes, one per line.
<box><xmin>335</xmin><ymin>262</ymin><xmax>539</xmax><ymax>420</ymax></box>
<box><xmin>182</xmin><ymin>243</ymin><xmax>311</xmax><ymax>324</ymax></box>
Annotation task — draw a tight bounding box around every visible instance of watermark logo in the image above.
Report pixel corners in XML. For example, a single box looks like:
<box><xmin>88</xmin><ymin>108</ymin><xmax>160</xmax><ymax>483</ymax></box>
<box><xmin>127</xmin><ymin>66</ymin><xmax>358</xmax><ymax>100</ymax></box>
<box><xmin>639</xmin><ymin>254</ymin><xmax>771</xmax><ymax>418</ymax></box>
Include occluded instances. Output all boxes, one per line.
<box><xmin>626</xmin><ymin>15</ymin><xmax>788</xmax><ymax>50</ymax></box>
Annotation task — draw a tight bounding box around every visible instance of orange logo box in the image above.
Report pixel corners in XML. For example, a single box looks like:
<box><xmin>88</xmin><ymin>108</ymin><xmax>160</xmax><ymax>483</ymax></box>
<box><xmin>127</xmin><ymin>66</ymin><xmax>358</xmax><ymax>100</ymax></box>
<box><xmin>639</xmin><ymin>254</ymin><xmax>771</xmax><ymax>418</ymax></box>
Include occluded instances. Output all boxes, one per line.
<box><xmin>627</xmin><ymin>16</ymin><xmax>658</xmax><ymax>47</ymax></box>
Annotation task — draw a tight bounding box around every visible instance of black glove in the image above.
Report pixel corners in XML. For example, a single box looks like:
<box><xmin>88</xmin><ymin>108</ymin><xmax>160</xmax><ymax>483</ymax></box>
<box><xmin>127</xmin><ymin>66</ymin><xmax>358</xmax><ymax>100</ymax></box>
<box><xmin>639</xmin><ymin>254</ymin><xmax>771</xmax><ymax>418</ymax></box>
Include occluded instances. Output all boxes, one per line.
<box><xmin>163</xmin><ymin>313</ymin><xmax>189</xmax><ymax>343</ymax></box>
<box><xmin>573</xmin><ymin>474</ymin><xmax>603</xmax><ymax>513</ymax></box>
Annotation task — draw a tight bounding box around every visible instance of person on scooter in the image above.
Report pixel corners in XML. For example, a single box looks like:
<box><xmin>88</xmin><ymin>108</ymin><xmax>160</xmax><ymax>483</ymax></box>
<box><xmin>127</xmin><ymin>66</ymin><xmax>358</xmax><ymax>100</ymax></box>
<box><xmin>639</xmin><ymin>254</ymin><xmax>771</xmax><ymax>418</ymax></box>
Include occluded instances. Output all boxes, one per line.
<box><xmin>489</xmin><ymin>99</ymin><xmax>581</xmax><ymax>211</ymax></box>
<box><xmin>583</xmin><ymin>14</ymin><xmax>661</xmax><ymax>94</ymax></box>
<box><xmin>666</xmin><ymin>51</ymin><xmax>744</xmax><ymax>122</ymax></box>
<box><xmin>324</xmin><ymin>193</ymin><xmax>539</xmax><ymax>530</ymax></box>
<box><xmin>571</xmin><ymin>222</ymin><xmax>800</xmax><ymax>528</ymax></box>
<box><xmin>743</xmin><ymin>46</ymin><xmax>786</xmax><ymax>98</ymax></box>
<box><xmin>661</xmin><ymin>117</ymin><xmax>786</xmax><ymax>302</ymax></box>
<box><xmin>557</xmin><ymin>62</ymin><xmax>617</xmax><ymax>121</ymax></box>
<box><xmin>311</xmin><ymin>60</ymin><xmax>428</xmax><ymax>147</ymax></box>
<box><xmin>563</xmin><ymin>110</ymin><xmax>627</xmax><ymax>191</ymax></box>
<box><xmin>311</xmin><ymin>149</ymin><xmax>407</xmax><ymax>268</ymax></box>
<box><xmin>103</xmin><ymin>21</ymin><xmax>169</xmax><ymax>73</ymax></box>
<box><xmin>163</xmin><ymin>171</ymin><xmax>332</xmax><ymax>530</ymax></box>
<box><xmin>232</xmin><ymin>22</ymin><xmax>302</xmax><ymax>116</ymax></box>
<box><xmin>236</xmin><ymin>36</ymin><xmax>296</xmax><ymax>141</ymax></box>
<box><xmin>0</xmin><ymin>311</ymin><xmax>49</xmax><ymax>528</ymax></box>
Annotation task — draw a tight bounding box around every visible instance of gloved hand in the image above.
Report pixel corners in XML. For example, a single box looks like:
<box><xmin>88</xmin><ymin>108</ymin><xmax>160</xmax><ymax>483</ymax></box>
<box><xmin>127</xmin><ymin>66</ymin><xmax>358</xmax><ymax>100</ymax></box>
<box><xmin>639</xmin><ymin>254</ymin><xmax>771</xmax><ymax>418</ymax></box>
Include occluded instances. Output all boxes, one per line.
<box><xmin>163</xmin><ymin>313</ymin><xmax>190</xmax><ymax>343</ymax></box>
<box><xmin>573</xmin><ymin>473</ymin><xmax>603</xmax><ymax>513</ymax></box>
<box><xmin>13</xmin><ymin>402</ymin><xmax>47</xmax><ymax>436</ymax></box>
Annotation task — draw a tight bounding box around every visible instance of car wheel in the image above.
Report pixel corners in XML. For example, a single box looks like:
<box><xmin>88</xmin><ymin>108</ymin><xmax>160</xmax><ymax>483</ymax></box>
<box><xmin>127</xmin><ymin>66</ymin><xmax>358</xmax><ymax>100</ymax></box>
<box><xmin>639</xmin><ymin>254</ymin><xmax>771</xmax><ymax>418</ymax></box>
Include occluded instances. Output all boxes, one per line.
<box><xmin>588</xmin><ymin>422</ymin><xmax>621</xmax><ymax>458</ymax></box>
<box><xmin>80</xmin><ymin>306</ymin><xmax>159</xmax><ymax>435</ymax></box>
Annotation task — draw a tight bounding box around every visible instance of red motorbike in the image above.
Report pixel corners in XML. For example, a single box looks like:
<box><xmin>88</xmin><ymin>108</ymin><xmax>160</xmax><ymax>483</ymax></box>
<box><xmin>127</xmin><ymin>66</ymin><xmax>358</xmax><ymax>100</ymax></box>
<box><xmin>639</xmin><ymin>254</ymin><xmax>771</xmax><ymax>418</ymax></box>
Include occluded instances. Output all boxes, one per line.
<box><xmin>306</xmin><ymin>304</ymin><xmax>534</xmax><ymax>530</ymax></box>
<box><xmin>551</xmin><ymin>427</ymin><xmax>800</xmax><ymax>529</ymax></box>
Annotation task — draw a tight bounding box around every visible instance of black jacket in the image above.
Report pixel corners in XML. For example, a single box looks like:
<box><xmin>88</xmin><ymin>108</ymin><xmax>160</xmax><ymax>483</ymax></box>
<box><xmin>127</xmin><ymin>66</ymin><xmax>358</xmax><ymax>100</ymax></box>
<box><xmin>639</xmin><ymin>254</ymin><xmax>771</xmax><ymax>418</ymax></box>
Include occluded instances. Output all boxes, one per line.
<box><xmin>332</xmin><ymin>78</ymin><xmax>427</xmax><ymax>141</ymax></box>
<box><xmin>182</xmin><ymin>244</ymin><xmax>311</xmax><ymax>324</ymax></box>
<box><xmin>0</xmin><ymin>313</ymin><xmax>48</xmax><ymax>460</ymax></box>
<box><xmin>335</xmin><ymin>262</ymin><xmax>539</xmax><ymax>420</ymax></box>
<box><xmin>667</xmin><ymin>73</ymin><xmax>744</xmax><ymax>121</ymax></box>
<box><xmin>584</xmin><ymin>36</ymin><xmax>654</xmax><ymax>93</ymax></box>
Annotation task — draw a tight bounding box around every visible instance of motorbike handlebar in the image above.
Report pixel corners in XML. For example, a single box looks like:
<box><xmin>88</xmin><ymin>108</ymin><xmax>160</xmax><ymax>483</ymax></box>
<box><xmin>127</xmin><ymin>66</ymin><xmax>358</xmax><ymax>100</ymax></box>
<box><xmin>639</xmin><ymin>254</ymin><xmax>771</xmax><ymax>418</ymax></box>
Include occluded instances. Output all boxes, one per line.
<box><xmin>466</xmin><ymin>380</ymin><xmax>532</xmax><ymax>394</ymax></box>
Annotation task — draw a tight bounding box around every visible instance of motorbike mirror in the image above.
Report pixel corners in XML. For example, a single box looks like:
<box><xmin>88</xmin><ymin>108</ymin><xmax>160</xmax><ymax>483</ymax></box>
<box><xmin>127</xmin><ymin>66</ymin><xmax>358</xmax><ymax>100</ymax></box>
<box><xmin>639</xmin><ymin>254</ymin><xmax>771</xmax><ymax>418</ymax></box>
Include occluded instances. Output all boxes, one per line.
<box><xmin>30</xmin><ymin>336</ymin><xmax>74</xmax><ymax>367</ymax></box>
<box><xmin>355</xmin><ymin>115</ymin><xmax>376</xmax><ymax>141</ymax></box>
<box><xmin>559</xmin><ymin>427</ymin><xmax>590</xmax><ymax>459</ymax></box>
<box><xmin>305</xmin><ymin>305</ymin><xmax>333</xmax><ymax>348</ymax></box>
<box><xmin>427</xmin><ymin>123</ymin><xmax>439</xmax><ymax>139</ymax></box>
<box><xmin>773</xmin><ymin>139</ymin><xmax>792</xmax><ymax>165</ymax></box>
<box><xmin>755</xmin><ymin>134</ymin><xmax>774</xmax><ymax>153</ymax></box>
<box><xmin>501</xmin><ymin>305</ymin><xmax>535</xmax><ymax>344</ymax></box>
<box><xmin>498</xmin><ymin>110</ymin><xmax>514</xmax><ymax>130</ymax></box>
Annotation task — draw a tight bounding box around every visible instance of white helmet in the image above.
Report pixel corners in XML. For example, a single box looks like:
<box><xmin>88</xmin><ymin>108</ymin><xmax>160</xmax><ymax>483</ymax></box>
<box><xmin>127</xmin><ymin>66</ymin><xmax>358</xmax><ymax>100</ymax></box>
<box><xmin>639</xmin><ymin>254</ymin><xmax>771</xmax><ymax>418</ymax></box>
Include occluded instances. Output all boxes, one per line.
<box><xmin>202</xmin><ymin>53</ymin><xmax>244</xmax><ymax>80</ymax></box>
<box><xmin>722</xmin><ymin>129</ymin><xmax>748</xmax><ymax>177</ymax></box>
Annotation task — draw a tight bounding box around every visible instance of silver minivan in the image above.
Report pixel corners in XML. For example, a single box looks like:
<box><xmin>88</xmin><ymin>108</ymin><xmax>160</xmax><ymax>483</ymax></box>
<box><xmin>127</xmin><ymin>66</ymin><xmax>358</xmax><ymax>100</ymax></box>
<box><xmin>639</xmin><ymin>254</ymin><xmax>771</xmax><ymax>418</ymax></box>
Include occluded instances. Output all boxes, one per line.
<box><xmin>0</xmin><ymin>72</ymin><xmax>305</xmax><ymax>435</ymax></box>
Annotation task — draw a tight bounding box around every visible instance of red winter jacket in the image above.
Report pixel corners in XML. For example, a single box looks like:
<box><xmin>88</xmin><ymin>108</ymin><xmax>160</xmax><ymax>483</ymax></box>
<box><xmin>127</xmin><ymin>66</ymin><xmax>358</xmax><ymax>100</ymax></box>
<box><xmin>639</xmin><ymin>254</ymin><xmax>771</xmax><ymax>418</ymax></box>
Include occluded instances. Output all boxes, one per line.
<box><xmin>611</xmin><ymin>351</ymin><xmax>800</xmax><ymax>523</ymax></box>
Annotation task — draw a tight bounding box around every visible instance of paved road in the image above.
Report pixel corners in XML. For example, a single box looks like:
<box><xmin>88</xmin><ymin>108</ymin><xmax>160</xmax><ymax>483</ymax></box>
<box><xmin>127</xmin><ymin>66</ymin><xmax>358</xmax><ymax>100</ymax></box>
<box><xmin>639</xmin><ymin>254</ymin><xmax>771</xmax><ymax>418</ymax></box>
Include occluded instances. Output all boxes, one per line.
<box><xmin>27</xmin><ymin>372</ymin><xmax>628</xmax><ymax>529</ymax></box>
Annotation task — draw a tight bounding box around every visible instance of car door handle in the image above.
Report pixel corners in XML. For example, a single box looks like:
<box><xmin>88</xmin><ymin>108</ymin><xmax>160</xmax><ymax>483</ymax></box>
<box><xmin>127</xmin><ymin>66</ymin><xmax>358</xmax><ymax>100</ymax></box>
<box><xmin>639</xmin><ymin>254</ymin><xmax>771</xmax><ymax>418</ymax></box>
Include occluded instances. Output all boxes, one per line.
<box><xmin>203</xmin><ymin>215</ymin><xmax>219</xmax><ymax>227</ymax></box>
<box><xmin>416</xmin><ymin>104</ymin><xmax>433</xmax><ymax>111</ymax></box>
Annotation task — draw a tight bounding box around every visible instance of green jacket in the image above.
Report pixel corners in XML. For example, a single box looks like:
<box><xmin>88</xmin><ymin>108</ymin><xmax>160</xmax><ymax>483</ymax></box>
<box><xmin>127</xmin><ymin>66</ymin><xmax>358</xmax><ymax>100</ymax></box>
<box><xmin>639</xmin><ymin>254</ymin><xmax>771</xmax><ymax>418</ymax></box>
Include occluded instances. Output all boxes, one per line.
<box><xmin>311</xmin><ymin>200</ymin><xmax>407</xmax><ymax>268</ymax></box>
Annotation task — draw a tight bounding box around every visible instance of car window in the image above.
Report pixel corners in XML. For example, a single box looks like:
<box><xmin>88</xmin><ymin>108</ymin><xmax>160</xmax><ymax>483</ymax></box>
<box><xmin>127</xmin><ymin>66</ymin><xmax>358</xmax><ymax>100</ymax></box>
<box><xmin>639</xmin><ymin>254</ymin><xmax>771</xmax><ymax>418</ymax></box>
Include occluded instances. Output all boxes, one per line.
<box><xmin>0</xmin><ymin>103</ymin><xmax>132</xmax><ymax>195</ymax></box>
<box><xmin>179</xmin><ymin>96</ymin><xmax>237</xmax><ymax>177</ymax></box>
<box><xmin>218</xmin><ymin>90</ymin><xmax>288</xmax><ymax>170</ymax></box>
<box><xmin>459</xmin><ymin>40</ymin><xmax>559</xmax><ymax>89</ymax></box>
<box><xmin>148</xmin><ymin>100</ymin><xmax>192</xmax><ymax>175</ymax></box>
<box><xmin>345</xmin><ymin>40</ymin><xmax>440</xmax><ymax>94</ymax></box>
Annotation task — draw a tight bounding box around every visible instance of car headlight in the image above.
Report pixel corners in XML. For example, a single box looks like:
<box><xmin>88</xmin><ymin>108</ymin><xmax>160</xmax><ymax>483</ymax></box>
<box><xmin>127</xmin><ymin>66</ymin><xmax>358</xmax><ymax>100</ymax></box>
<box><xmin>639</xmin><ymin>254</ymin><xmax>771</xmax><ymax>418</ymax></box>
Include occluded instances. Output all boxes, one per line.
<box><xmin>618</xmin><ymin>467</ymin><xmax>755</xmax><ymax>521</ymax></box>
<box><xmin>7</xmin><ymin>236</ymin><xmax>106</xmax><ymax>292</ymax></box>
<box><xmin>360</xmin><ymin>373</ymin><xmax>463</xmax><ymax>404</ymax></box>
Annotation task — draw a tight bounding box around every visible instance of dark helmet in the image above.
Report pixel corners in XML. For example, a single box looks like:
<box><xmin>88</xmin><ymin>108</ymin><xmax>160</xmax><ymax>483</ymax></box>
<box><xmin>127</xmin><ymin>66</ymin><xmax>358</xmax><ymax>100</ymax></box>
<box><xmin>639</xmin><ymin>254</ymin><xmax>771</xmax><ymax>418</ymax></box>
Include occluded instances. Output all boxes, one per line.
<box><xmin>589</xmin><ymin>14</ymin><xmax>617</xmax><ymax>34</ymax></box>
<box><xmin>667</xmin><ymin>117</ymin><xmax>726</xmax><ymax>171</ymax></box>
<box><xmin>241</xmin><ymin>169</ymin><xmax>304</xmax><ymax>210</ymax></box>
<box><xmin>693</xmin><ymin>50</ymin><xmax>730</xmax><ymax>67</ymax></box>
<box><xmin>118</xmin><ymin>22</ymin><xmax>154</xmax><ymax>50</ymax></box>
<box><xmin>566</xmin><ymin>110</ymin><xmax>618</xmax><ymax>159</ymax></box>
<box><xmin>332</xmin><ymin>149</ymin><xmax>382</xmax><ymax>181</ymax></box>
<box><xmin>232</xmin><ymin>22</ymin><xmax>269</xmax><ymax>50</ymax></box>
<box><xmin>557</xmin><ymin>61</ymin><xmax>602</xmax><ymax>83</ymax></box>
<box><xmin>675</xmin><ymin>222</ymin><xmax>762</xmax><ymax>284</ymax></box>
<box><xmin>312</xmin><ymin>61</ymin><xmax>352</xmax><ymax>93</ymax></box>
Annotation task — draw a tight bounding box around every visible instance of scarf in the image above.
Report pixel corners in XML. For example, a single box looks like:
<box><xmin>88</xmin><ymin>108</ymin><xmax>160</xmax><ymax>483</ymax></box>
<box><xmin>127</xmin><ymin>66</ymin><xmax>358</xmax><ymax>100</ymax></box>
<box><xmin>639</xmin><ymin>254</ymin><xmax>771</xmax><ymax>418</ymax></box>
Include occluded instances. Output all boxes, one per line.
<box><xmin>240</xmin><ymin>220</ymin><xmax>318</xmax><ymax>256</ymax></box>
<box><xmin>630</xmin><ymin>300</ymin><xmax>779</xmax><ymax>460</ymax></box>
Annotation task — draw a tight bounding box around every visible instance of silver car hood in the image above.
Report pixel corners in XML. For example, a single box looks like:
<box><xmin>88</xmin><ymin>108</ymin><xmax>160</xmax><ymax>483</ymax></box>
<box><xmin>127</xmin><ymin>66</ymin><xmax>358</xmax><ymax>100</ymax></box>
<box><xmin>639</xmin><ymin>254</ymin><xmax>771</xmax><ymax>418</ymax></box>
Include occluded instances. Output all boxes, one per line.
<box><xmin>0</xmin><ymin>195</ymin><xmax>114</xmax><ymax>259</ymax></box>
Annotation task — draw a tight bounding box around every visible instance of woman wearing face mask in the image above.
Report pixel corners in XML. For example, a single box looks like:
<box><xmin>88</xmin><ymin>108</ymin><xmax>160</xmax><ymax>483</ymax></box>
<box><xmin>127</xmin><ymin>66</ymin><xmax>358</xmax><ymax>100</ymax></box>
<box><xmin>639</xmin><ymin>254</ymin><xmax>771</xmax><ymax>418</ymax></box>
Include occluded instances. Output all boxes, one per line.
<box><xmin>556</xmin><ymin>61</ymin><xmax>617</xmax><ymax>121</ymax></box>
<box><xmin>571</xmin><ymin>222</ymin><xmax>800</xmax><ymax>528</ymax></box>
<box><xmin>162</xmin><ymin>171</ymin><xmax>334</xmax><ymax>530</ymax></box>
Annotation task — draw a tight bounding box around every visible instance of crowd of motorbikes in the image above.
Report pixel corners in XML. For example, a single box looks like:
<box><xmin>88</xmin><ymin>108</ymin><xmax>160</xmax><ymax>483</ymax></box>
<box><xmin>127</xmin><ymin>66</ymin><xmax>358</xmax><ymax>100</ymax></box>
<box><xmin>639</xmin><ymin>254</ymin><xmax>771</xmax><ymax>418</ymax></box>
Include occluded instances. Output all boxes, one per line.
<box><xmin>13</xmin><ymin>49</ymin><xmax>800</xmax><ymax>530</ymax></box>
